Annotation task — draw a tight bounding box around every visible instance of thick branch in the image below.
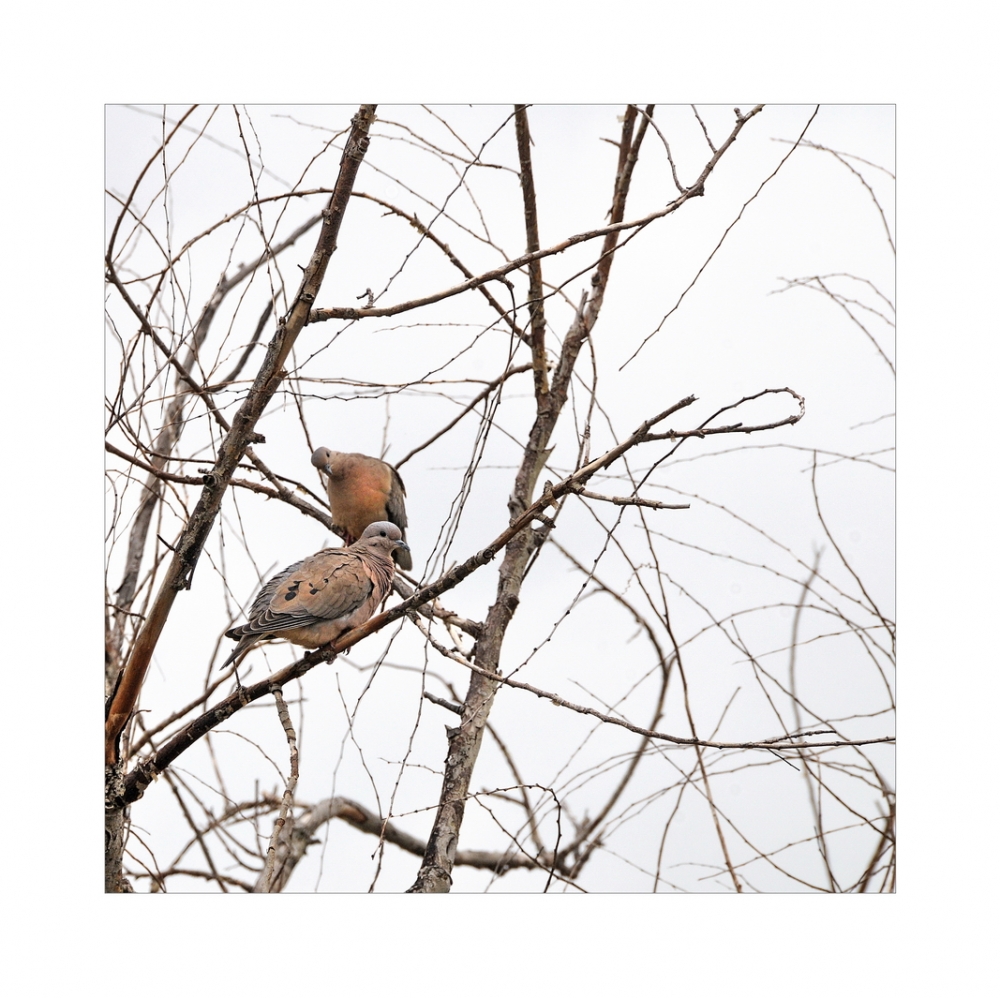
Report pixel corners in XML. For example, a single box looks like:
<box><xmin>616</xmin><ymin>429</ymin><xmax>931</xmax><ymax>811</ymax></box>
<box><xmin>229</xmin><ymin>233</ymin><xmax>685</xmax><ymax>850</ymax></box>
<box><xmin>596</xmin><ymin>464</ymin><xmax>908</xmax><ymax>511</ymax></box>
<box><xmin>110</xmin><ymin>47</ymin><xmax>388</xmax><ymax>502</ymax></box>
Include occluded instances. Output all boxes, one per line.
<box><xmin>259</xmin><ymin>795</ymin><xmax>556</xmax><ymax>891</ymax></box>
<box><xmin>118</xmin><ymin>387</ymin><xmax>793</xmax><ymax>805</ymax></box>
<box><xmin>104</xmin><ymin>104</ymin><xmax>377</xmax><ymax>769</ymax></box>
<box><xmin>253</xmin><ymin>686</ymin><xmax>299</xmax><ymax>893</ymax></box>
<box><xmin>407</xmin><ymin>105</ymin><xmax>650</xmax><ymax>893</ymax></box>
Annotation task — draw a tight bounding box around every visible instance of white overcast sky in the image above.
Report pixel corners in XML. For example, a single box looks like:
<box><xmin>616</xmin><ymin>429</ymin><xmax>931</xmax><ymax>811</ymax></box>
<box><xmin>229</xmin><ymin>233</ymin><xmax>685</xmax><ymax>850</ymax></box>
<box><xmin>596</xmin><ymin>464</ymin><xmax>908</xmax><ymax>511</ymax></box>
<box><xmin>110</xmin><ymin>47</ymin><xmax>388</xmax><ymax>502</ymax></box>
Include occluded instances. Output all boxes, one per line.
<box><xmin>6</xmin><ymin>2</ymin><xmax>997</xmax><ymax>993</ymax></box>
<box><xmin>103</xmin><ymin>101</ymin><xmax>896</xmax><ymax>901</ymax></box>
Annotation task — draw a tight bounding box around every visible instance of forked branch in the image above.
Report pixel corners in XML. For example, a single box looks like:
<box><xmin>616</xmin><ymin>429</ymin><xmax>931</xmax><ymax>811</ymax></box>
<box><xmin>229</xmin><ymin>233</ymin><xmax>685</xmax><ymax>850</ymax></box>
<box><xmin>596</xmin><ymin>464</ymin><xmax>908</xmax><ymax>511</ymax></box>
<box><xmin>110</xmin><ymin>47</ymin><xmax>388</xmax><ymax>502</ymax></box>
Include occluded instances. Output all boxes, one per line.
<box><xmin>104</xmin><ymin>105</ymin><xmax>378</xmax><ymax>768</ymax></box>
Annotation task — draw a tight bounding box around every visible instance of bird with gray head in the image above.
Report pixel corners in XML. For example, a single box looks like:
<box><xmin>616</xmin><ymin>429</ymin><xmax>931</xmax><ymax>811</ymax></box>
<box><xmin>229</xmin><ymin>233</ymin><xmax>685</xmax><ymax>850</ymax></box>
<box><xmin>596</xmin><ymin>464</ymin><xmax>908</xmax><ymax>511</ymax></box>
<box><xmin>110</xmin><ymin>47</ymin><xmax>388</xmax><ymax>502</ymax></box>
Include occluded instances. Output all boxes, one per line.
<box><xmin>220</xmin><ymin>521</ymin><xmax>409</xmax><ymax>671</ymax></box>
<box><xmin>310</xmin><ymin>448</ymin><xmax>413</xmax><ymax>571</ymax></box>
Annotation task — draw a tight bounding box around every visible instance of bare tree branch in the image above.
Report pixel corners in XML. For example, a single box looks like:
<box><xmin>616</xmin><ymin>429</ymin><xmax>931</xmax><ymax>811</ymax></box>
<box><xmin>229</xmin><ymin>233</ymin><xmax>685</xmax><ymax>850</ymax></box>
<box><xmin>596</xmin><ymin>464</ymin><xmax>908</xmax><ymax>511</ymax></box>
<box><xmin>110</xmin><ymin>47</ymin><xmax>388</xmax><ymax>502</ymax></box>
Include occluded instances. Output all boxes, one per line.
<box><xmin>107</xmin><ymin>104</ymin><xmax>893</xmax><ymax>894</ymax></box>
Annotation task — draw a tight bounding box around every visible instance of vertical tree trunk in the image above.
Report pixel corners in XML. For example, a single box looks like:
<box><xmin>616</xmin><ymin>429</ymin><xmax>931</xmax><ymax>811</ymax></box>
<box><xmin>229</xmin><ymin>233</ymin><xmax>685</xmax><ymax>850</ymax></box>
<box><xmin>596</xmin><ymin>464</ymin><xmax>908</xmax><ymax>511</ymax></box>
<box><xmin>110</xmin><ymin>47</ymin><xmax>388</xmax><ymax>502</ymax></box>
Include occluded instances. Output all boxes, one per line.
<box><xmin>407</xmin><ymin>107</ymin><xmax>649</xmax><ymax>892</ymax></box>
<box><xmin>104</xmin><ymin>104</ymin><xmax>378</xmax><ymax>891</ymax></box>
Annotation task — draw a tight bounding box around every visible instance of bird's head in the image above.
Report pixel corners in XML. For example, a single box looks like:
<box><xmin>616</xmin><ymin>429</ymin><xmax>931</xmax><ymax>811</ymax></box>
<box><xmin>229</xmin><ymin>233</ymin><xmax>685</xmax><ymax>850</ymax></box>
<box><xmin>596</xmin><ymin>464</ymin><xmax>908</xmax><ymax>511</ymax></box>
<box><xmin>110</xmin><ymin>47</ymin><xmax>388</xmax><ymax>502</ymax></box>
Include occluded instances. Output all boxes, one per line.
<box><xmin>311</xmin><ymin>446</ymin><xmax>335</xmax><ymax>472</ymax></box>
<box><xmin>357</xmin><ymin>520</ymin><xmax>410</xmax><ymax>561</ymax></box>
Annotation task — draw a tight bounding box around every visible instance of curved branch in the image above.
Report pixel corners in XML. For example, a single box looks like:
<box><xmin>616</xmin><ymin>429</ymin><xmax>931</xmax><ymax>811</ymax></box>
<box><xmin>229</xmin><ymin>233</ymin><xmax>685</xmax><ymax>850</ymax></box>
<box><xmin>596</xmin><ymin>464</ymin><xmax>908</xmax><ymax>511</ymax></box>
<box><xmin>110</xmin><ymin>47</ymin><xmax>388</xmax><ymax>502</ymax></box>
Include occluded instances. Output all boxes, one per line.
<box><xmin>350</xmin><ymin>191</ymin><xmax>528</xmax><ymax>344</ymax></box>
<box><xmin>308</xmin><ymin>191</ymin><xmax>707</xmax><ymax>324</ymax></box>
<box><xmin>105</xmin><ymin>105</ymin><xmax>378</xmax><ymax>769</ymax></box>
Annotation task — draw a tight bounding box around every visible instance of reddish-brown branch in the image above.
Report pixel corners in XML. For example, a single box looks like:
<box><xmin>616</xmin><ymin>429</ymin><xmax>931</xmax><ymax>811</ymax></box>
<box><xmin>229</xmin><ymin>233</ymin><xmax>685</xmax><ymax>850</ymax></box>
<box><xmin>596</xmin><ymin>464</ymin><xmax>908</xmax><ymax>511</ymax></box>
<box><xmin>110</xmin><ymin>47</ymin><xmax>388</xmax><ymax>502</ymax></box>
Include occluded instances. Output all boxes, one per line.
<box><xmin>105</xmin><ymin>105</ymin><xmax>378</xmax><ymax>770</ymax></box>
<box><xmin>116</xmin><ymin>388</ymin><xmax>703</xmax><ymax>805</ymax></box>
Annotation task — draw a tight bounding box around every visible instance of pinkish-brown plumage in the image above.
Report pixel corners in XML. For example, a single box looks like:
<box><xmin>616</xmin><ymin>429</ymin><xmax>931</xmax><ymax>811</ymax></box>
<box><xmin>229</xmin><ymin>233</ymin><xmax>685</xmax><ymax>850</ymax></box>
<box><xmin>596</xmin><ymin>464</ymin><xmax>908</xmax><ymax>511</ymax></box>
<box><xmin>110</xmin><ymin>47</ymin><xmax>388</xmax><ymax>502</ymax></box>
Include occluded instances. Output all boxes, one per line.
<box><xmin>221</xmin><ymin>521</ymin><xmax>409</xmax><ymax>670</ymax></box>
<box><xmin>311</xmin><ymin>448</ymin><xmax>412</xmax><ymax>571</ymax></box>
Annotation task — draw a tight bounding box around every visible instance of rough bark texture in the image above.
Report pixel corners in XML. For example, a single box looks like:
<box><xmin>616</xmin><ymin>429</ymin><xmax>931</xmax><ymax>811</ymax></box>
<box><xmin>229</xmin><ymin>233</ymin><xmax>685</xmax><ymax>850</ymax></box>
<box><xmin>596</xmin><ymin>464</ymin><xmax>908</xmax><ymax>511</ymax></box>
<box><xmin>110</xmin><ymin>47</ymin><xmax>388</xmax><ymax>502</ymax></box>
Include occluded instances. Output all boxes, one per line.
<box><xmin>406</xmin><ymin>107</ymin><xmax>650</xmax><ymax>892</ymax></box>
<box><xmin>103</xmin><ymin>104</ymin><xmax>378</xmax><ymax>891</ymax></box>
<box><xmin>104</xmin><ymin>761</ymin><xmax>133</xmax><ymax>893</ymax></box>
<box><xmin>106</xmin><ymin>104</ymin><xmax>778</xmax><ymax>893</ymax></box>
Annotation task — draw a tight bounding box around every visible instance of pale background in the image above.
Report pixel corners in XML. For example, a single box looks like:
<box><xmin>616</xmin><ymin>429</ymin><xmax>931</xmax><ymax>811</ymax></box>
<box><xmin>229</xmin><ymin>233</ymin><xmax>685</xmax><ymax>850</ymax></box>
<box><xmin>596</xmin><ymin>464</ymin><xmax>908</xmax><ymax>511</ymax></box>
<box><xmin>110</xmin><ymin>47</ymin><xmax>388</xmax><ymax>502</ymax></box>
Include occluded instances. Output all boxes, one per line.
<box><xmin>4</xmin><ymin>1</ymin><xmax>993</xmax><ymax>992</ymax></box>
<box><xmin>105</xmin><ymin>102</ymin><xmax>895</xmax><ymax>894</ymax></box>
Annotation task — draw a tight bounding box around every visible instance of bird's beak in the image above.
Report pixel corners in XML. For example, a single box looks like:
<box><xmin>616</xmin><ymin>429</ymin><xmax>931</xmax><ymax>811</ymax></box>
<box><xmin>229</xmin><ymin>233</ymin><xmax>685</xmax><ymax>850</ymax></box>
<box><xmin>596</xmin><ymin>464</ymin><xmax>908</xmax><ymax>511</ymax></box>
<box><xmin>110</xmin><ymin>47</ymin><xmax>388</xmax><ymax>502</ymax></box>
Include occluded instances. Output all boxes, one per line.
<box><xmin>395</xmin><ymin>540</ymin><xmax>411</xmax><ymax>553</ymax></box>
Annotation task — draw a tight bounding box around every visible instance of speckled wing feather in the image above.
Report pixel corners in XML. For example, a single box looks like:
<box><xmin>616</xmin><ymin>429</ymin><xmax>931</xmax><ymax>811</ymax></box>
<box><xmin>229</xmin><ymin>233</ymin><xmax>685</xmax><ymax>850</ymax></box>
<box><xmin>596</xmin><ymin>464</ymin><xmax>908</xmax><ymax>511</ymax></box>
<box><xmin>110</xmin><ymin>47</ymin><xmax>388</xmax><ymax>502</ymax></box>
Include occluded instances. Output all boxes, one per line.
<box><xmin>233</xmin><ymin>549</ymin><xmax>376</xmax><ymax>638</ymax></box>
<box><xmin>221</xmin><ymin>521</ymin><xmax>408</xmax><ymax>670</ymax></box>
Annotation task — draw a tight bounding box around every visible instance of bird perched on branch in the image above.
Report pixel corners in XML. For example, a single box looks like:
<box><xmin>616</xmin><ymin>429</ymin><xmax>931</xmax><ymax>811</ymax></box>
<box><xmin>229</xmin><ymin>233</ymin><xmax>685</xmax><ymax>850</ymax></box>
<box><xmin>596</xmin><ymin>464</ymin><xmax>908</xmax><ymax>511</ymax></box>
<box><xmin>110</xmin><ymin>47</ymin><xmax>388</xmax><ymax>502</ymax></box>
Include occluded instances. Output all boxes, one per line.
<box><xmin>220</xmin><ymin>521</ymin><xmax>409</xmax><ymax>671</ymax></box>
<box><xmin>310</xmin><ymin>447</ymin><xmax>413</xmax><ymax>570</ymax></box>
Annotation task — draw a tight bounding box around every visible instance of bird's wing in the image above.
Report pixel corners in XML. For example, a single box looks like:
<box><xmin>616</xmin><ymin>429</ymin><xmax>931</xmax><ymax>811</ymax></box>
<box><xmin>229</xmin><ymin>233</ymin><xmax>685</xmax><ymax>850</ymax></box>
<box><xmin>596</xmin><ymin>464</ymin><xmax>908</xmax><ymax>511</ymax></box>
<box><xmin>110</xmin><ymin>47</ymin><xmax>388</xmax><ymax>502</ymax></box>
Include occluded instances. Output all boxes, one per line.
<box><xmin>385</xmin><ymin>465</ymin><xmax>408</xmax><ymax>531</ymax></box>
<box><xmin>232</xmin><ymin>549</ymin><xmax>375</xmax><ymax>638</ymax></box>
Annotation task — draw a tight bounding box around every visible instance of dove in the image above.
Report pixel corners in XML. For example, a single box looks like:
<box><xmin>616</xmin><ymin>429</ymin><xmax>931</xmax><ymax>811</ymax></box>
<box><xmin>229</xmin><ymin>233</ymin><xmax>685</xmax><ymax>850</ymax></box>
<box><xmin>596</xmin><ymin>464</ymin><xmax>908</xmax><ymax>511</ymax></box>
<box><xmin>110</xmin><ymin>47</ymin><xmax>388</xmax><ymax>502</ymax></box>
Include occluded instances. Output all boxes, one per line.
<box><xmin>310</xmin><ymin>448</ymin><xmax>413</xmax><ymax>571</ymax></box>
<box><xmin>221</xmin><ymin>521</ymin><xmax>409</xmax><ymax>670</ymax></box>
